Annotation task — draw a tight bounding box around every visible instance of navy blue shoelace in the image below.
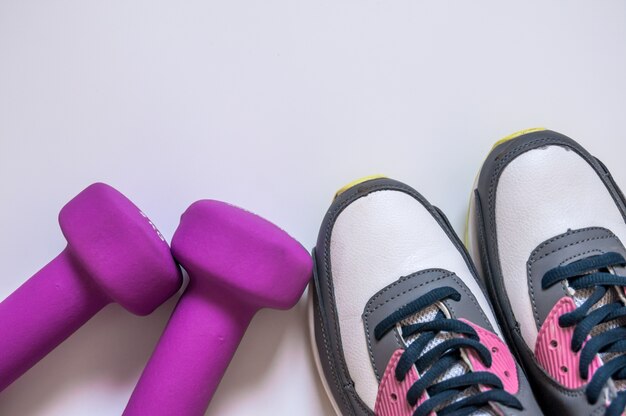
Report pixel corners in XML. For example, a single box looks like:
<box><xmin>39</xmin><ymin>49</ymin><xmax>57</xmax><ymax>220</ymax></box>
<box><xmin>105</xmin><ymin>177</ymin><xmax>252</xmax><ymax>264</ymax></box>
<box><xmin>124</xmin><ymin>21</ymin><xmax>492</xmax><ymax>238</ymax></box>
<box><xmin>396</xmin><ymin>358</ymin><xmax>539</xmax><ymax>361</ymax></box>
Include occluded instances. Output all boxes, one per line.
<box><xmin>374</xmin><ymin>286</ymin><xmax>523</xmax><ymax>416</ymax></box>
<box><xmin>542</xmin><ymin>251</ymin><xmax>626</xmax><ymax>416</ymax></box>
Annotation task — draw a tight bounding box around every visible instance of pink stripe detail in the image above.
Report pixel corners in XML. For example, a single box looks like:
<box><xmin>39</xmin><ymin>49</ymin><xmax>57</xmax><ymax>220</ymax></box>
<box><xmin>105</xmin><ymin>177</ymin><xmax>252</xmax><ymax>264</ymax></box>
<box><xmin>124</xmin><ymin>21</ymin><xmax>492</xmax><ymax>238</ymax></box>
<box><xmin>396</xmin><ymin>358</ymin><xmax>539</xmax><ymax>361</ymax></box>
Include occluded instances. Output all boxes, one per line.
<box><xmin>535</xmin><ymin>296</ymin><xmax>602</xmax><ymax>389</ymax></box>
<box><xmin>460</xmin><ymin>319</ymin><xmax>519</xmax><ymax>394</ymax></box>
<box><xmin>375</xmin><ymin>349</ymin><xmax>430</xmax><ymax>416</ymax></box>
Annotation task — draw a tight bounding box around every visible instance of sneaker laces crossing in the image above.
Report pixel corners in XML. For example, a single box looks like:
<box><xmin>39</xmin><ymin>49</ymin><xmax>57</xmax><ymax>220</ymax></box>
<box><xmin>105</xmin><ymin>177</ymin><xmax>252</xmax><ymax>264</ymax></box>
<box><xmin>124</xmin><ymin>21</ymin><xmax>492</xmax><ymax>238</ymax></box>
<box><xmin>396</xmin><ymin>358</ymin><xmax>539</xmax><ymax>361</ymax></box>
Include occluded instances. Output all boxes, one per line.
<box><xmin>374</xmin><ymin>286</ymin><xmax>523</xmax><ymax>416</ymax></box>
<box><xmin>542</xmin><ymin>252</ymin><xmax>626</xmax><ymax>415</ymax></box>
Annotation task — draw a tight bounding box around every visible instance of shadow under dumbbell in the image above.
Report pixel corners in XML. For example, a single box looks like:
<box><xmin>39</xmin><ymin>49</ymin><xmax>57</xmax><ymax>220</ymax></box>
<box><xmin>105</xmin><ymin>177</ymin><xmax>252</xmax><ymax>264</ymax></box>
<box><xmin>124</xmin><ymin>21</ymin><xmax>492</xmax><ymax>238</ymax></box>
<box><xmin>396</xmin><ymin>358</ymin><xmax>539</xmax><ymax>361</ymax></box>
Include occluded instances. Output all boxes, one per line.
<box><xmin>205</xmin><ymin>292</ymin><xmax>335</xmax><ymax>416</ymax></box>
<box><xmin>205</xmin><ymin>307</ymin><xmax>289</xmax><ymax>415</ymax></box>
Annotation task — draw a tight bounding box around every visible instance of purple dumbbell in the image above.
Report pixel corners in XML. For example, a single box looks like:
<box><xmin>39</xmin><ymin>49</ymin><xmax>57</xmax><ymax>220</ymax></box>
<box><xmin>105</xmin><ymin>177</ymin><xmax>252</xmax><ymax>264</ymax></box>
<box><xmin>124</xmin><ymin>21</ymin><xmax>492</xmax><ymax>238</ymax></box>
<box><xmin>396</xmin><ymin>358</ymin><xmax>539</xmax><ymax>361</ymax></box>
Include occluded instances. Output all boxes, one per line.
<box><xmin>0</xmin><ymin>183</ymin><xmax>182</xmax><ymax>392</ymax></box>
<box><xmin>123</xmin><ymin>200</ymin><xmax>312</xmax><ymax>416</ymax></box>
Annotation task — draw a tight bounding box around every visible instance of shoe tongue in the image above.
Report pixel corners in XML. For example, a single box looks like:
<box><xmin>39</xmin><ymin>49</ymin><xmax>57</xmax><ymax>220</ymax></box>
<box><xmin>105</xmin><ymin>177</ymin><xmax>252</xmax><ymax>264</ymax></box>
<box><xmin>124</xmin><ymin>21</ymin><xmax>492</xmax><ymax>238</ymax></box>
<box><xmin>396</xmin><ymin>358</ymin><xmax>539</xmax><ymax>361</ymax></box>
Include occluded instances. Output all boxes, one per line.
<box><xmin>399</xmin><ymin>302</ymin><xmax>493</xmax><ymax>416</ymax></box>
<box><xmin>363</xmin><ymin>270</ymin><xmax>500</xmax><ymax>414</ymax></box>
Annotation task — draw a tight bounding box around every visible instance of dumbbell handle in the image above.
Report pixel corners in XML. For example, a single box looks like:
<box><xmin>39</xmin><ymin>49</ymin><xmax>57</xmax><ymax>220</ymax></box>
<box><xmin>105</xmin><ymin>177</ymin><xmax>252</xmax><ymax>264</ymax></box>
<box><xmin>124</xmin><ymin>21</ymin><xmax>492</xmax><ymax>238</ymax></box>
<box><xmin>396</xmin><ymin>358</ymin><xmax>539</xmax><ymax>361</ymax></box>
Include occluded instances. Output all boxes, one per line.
<box><xmin>0</xmin><ymin>248</ymin><xmax>108</xmax><ymax>391</ymax></box>
<box><xmin>123</xmin><ymin>280</ymin><xmax>255</xmax><ymax>416</ymax></box>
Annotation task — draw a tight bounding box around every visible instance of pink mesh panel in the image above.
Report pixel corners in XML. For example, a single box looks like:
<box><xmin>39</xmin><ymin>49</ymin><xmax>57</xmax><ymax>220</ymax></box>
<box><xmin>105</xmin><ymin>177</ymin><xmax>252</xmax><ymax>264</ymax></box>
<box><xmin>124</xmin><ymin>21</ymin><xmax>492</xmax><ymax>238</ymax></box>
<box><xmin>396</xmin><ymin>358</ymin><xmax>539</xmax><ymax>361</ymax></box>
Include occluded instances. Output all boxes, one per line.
<box><xmin>535</xmin><ymin>296</ymin><xmax>602</xmax><ymax>389</ymax></box>
<box><xmin>375</xmin><ymin>349</ymin><xmax>430</xmax><ymax>416</ymax></box>
<box><xmin>460</xmin><ymin>319</ymin><xmax>519</xmax><ymax>394</ymax></box>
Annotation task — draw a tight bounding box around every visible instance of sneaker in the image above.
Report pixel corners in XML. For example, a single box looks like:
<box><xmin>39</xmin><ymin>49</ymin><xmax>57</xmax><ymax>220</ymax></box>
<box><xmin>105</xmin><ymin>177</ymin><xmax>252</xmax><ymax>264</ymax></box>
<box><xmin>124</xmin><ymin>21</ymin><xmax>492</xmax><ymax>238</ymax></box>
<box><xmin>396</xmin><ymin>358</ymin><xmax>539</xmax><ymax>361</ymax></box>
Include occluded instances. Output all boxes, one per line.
<box><xmin>467</xmin><ymin>128</ymin><xmax>626</xmax><ymax>415</ymax></box>
<box><xmin>310</xmin><ymin>176</ymin><xmax>540</xmax><ymax>415</ymax></box>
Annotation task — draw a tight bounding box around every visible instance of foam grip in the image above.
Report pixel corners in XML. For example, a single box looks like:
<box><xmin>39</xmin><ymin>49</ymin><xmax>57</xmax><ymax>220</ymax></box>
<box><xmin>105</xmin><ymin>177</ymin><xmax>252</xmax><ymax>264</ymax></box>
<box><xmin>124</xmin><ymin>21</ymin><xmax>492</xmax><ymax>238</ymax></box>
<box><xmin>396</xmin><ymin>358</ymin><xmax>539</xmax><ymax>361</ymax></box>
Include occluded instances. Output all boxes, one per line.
<box><xmin>0</xmin><ymin>250</ymin><xmax>107</xmax><ymax>391</ymax></box>
<box><xmin>124</xmin><ymin>287</ymin><xmax>253</xmax><ymax>415</ymax></box>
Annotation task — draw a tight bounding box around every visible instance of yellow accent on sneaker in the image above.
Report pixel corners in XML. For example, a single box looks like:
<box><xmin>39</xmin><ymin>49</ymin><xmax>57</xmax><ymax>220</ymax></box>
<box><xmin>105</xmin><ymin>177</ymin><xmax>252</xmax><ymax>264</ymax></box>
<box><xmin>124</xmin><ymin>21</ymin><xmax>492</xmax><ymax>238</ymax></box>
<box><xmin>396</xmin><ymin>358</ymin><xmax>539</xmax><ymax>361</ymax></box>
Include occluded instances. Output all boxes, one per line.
<box><xmin>334</xmin><ymin>175</ymin><xmax>387</xmax><ymax>199</ymax></box>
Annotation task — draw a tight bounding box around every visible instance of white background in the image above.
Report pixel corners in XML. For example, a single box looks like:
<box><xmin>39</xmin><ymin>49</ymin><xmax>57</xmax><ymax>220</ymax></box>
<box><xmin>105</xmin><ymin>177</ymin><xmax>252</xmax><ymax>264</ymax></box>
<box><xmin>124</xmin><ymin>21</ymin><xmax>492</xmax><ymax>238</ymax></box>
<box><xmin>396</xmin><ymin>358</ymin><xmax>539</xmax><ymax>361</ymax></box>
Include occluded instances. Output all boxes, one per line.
<box><xmin>1</xmin><ymin>1</ymin><xmax>625</xmax><ymax>415</ymax></box>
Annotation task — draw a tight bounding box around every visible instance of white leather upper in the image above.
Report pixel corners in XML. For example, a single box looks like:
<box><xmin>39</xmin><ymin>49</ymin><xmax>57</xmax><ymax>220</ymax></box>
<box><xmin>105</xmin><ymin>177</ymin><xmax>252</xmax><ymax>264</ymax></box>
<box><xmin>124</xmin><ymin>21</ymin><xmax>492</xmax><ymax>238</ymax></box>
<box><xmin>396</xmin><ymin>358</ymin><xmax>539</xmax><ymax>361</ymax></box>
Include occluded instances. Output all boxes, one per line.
<box><xmin>494</xmin><ymin>145</ymin><xmax>626</xmax><ymax>347</ymax></box>
<box><xmin>329</xmin><ymin>189</ymin><xmax>500</xmax><ymax>410</ymax></box>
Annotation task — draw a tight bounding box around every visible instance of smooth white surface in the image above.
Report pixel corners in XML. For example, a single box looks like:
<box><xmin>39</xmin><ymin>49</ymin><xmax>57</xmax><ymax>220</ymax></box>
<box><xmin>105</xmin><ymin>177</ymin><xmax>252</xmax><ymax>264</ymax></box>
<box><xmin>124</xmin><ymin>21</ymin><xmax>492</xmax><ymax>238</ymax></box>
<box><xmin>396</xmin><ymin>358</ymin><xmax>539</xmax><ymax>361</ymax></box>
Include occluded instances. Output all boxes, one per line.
<box><xmin>330</xmin><ymin>189</ymin><xmax>501</xmax><ymax>409</ymax></box>
<box><xmin>495</xmin><ymin>146</ymin><xmax>626</xmax><ymax>347</ymax></box>
<box><xmin>0</xmin><ymin>1</ymin><xmax>625</xmax><ymax>415</ymax></box>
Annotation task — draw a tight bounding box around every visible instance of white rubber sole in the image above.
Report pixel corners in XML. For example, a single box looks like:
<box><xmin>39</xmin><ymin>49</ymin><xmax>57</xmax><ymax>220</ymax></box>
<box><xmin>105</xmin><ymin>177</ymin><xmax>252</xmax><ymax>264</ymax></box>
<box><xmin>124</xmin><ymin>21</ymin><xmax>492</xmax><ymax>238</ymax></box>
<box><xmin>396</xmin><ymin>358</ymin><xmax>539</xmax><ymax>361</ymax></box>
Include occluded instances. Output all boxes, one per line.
<box><xmin>307</xmin><ymin>283</ymin><xmax>343</xmax><ymax>416</ymax></box>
